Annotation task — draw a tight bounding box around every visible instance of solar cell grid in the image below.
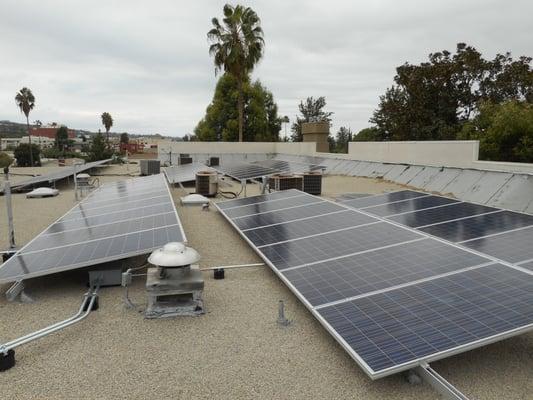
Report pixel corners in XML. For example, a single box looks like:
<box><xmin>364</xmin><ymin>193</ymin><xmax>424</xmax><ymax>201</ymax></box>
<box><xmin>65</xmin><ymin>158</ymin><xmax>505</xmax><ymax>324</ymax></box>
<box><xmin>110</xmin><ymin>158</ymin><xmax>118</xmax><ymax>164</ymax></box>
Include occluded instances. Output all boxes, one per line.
<box><xmin>318</xmin><ymin>264</ymin><xmax>533</xmax><ymax>374</ymax></box>
<box><xmin>0</xmin><ymin>173</ymin><xmax>184</xmax><ymax>284</ymax></box>
<box><xmin>259</xmin><ymin>222</ymin><xmax>422</xmax><ymax>271</ymax></box>
<box><xmin>217</xmin><ymin>189</ymin><xmax>302</xmax><ymax>210</ymax></box>
<box><xmin>224</xmin><ymin>195</ymin><xmax>323</xmax><ymax>219</ymax></box>
<box><xmin>244</xmin><ymin>210</ymin><xmax>377</xmax><ymax>247</ymax></box>
<box><xmin>163</xmin><ymin>163</ymin><xmax>215</xmax><ymax>184</ymax></box>
<box><xmin>363</xmin><ymin>195</ymin><xmax>459</xmax><ymax>217</ymax></box>
<box><xmin>520</xmin><ymin>261</ymin><xmax>533</xmax><ymax>272</ymax></box>
<box><xmin>282</xmin><ymin>238</ymin><xmax>490</xmax><ymax>307</ymax></box>
<box><xmin>234</xmin><ymin>201</ymin><xmax>345</xmax><ymax>230</ymax></box>
<box><xmin>419</xmin><ymin>210</ymin><xmax>533</xmax><ymax>242</ymax></box>
<box><xmin>388</xmin><ymin>202</ymin><xmax>500</xmax><ymax>228</ymax></box>
<box><xmin>462</xmin><ymin>226</ymin><xmax>533</xmax><ymax>264</ymax></box>
<box><xmin>340</xmin><ymin>190</ymin><xmax>427</xmax><ymax>209</ymax></box>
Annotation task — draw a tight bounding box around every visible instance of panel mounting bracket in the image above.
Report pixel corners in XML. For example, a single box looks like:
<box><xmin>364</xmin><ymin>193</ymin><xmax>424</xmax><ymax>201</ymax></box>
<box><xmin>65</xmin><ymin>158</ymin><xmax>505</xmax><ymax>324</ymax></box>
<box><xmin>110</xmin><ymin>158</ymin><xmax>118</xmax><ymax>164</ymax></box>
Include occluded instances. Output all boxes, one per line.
<box><xmin>412</xmin><ymin>362</ymin><xmax>470</xmax><ymax>400</ymax></box>
<box><xmin>5</xmin><ymin>280</ymin><xmax>34</xmax><ymax>303</ymax></box>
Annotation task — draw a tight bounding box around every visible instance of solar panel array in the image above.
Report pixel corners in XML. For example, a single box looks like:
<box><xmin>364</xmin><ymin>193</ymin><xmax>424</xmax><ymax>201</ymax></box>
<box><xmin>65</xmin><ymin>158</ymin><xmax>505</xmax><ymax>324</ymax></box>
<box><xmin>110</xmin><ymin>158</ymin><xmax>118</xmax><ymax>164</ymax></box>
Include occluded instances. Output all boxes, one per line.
<box><xmin>8</xmin><ymin>159</ymin><xmax>111</xmax><ymax>191</ymax></box>
<box><xmin>214</xmin><ymin>159</ymin><xmax>324</xmax><ymax>180</ymax></box>
<box><xmin>0</xmin><ymin>174</ymin><xmax>185</xmax><ymax>284</ymax></box>
<box><xmin>163</xmin><ymin>162</ymin><xmax>215</xmax><ymax>184</ymax></box>
<box><xmin>216</xmin><ymin>189</ymin><xmax>533</xmax><ymax>378</ymax></box>
<box><xmin>339</xmin><ymin>190</ymin><xmax>533</xmax><ymax>267</ymax></box>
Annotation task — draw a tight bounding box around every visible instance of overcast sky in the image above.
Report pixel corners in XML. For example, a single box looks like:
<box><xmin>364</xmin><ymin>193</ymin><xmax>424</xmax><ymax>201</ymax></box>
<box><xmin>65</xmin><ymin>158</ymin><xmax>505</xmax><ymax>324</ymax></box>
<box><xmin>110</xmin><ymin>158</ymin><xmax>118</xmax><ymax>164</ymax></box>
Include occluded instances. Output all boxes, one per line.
<box><xmin>0</xmin><ymin>0</ymin><xmax>531</xmax><ymax>137</ymax></box>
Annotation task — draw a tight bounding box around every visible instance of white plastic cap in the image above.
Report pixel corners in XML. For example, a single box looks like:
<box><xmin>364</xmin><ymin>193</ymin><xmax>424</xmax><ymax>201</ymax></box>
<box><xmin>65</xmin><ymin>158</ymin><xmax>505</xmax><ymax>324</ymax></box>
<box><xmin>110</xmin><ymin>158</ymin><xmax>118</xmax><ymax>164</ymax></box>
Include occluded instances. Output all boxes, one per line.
<box><xmin>148</xmin><ymin>242</ymin><xmax>200</xmax><ymax>267</ymax></box>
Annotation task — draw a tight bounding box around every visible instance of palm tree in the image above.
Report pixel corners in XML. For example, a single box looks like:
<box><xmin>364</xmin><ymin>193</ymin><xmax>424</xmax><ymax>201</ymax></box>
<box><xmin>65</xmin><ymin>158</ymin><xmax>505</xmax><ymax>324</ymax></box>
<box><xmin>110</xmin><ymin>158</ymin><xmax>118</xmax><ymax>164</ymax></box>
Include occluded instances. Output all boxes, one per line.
<box><xmin>101</xmin><ymin>112</ymin><xmax>113</xmax><ymax>147</ymax></box>
<box><xmin>208</xmin><ymin>4</ymin><xmax>264</xmax><ymax>142</ymax></box>
<box><xmin>281</xmin><ymin>115</ymin><xmax>289</xmax><ymax>139</ymax></box>
<box><xmin>15</xmin><ymin>87</ymin><xmax>36</xmax><ymax>166</ymax></box>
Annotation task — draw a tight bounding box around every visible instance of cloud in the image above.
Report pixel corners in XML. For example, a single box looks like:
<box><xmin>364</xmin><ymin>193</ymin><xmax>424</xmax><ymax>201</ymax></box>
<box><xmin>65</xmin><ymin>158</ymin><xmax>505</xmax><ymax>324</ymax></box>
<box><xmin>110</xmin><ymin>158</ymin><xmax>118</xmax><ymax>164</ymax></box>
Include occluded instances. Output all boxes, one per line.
<box><xmin>0</xmin><ymin>0</ymin><xmax>531</xmax><ymax>136</ymax></box>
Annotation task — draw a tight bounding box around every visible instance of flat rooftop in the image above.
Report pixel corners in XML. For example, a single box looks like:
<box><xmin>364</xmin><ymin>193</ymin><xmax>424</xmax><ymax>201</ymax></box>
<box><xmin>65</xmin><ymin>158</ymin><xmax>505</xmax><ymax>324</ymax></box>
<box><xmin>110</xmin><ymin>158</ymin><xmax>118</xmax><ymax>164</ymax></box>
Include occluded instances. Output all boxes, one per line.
<box><xmin>0</xmin><ymin>164</ymin><xmax>532</xmax><ymax>399</ymax></box>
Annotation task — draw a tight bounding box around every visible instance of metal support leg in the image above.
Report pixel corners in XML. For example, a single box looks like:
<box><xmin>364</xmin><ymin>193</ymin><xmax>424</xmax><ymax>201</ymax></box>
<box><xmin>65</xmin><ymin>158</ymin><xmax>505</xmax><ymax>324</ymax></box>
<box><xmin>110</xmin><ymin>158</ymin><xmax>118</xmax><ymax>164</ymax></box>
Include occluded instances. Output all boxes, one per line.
<box><xmin>414</xmin><ymin>363</ymin><xmax>470</xmax><ymax>400</ymax></box>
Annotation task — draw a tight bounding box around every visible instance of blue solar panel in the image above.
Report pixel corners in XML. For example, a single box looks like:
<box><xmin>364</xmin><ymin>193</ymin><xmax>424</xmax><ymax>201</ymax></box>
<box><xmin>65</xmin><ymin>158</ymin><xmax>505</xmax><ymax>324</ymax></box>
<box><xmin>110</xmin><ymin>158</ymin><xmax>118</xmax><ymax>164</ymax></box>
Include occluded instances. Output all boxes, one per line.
<box><xmin>363</xmin><ymin>195</ymin><xmax>459</xmax><ymax>217</ymax></box>
<box><xmin>388</xmin><ymin>202</ymin><xmax>499</xmax><ymax>227</ymax></box>
<box><xmin>318</xmin><ymin>264</ymin><xmax>533</xmax><ymax>374</ymax></box>
<box><xmin>340</xmin><ymin>190</ymin><xmax>427</xmax><ymax>209</ymax></box>
<box><xmin>419</xmin><ymin>211</ymin><xmax>533</xmax><ymax>242</ymax></box>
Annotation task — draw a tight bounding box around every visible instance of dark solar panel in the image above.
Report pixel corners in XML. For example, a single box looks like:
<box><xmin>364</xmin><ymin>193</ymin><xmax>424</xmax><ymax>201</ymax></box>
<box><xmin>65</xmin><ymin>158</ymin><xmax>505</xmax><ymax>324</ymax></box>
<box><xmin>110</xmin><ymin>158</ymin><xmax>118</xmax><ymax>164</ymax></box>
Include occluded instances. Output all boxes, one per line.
<box><xmin>282</xmin><ymin>239</ymin><xmax>489</xmax><ymax>307</ymax></box>
<box><xmin>419</xmin><ymin>211</ymin><xmax>533</xmax><ymax>242</ymax></box>
<box><xmin>223</xmin><ymin>195</ymin><xmax>322</xmax><ymax>219</ymax></box>
<box><xmin>217</xmin><ymin>189</ymin><xmax>302</xmax><ymax>210</ymax></box>
<box><xmin>340</xmin><ymin>190</ymin><xmax>427</xmax><ymax>209</ymax></box>
<box><xmin>388</xmin><ymin>202</ymin><xmax>499</xmax><ymax>228</ymax></box>
<box><xmin>363</xmin><ymin>195</ymin><xmax>460</xmax><ymax>217</ymax></box>
<box><xmin>521</xmin><ymin>261</ymin><xmax>533</xmax><ymax>272</ymax></box>
<box><xmin>318</xmin><ymin>264</ymin><xmax>533</xmax><ymax>375</ymax></box>
<box><xmin>244</xmin><ymin>210</ymin><xmax>377</xmax><ymax>247</ymax></box>
<box><xmin>258</xmin><ymin>222</ymin><xmax>421</xmax><ymax>271</ymax></box>
<box><xmin>462</xmin><ymin>226</ymin><xmax>533</xmax><ymax>264</ymax></box>
<box><xmin>235</xmin><ymin>201</ymin><xmax>345</xmax><ymax>230</ymax></box>
<box><xmin>0</xmin><ymin>174</ymin><xmax>184</xmax><ymax>284</ymax></box>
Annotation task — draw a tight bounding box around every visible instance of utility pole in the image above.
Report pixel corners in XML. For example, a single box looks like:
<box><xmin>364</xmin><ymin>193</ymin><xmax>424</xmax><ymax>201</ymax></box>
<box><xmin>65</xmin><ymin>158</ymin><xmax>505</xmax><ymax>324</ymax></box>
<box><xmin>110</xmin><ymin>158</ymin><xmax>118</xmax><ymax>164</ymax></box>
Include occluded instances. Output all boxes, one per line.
<box><xmin>4</xmin><ymin>167</ymin><xmax>16</xmax><ymax>249</ymax></box>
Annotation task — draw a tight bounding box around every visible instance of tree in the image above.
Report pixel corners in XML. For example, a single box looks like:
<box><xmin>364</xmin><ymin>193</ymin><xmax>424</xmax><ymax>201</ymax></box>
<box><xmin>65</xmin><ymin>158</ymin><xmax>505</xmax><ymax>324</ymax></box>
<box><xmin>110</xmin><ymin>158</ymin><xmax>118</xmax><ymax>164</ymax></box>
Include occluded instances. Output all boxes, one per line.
<box><xmin>334</xmin><ymin>126</ymin><xmax>353</xmax><ymax>153</ymax></box>
<box><xmin>0</xmin><ymin>152</ymin><xmax>13</xmax><ymax>169</ymax></box>
<box><xmin>101</xmin><ymin>112</ymin><xmax>113</xmax><ymax>145</ymax></box>
<box><xmin>55</xmin><ymin>126</ymin><xmax>69</xmax><ymax>151</ymax></box>
<box><xmin>370</xmin><ymin>43</ymin><xmax>533</xmax><ymax>141</ymax></box>
<box><xmin>459</xmin><ymin>101</ymin><xmax>533</xmax><ymax>162</ymax></box>
<box><xmin>353</xmin><ymin>127</ymin><xmax>383</xmax><ymax>142</ymax></box>
<box><xmin>208</xmin><ymin>4</ymin><xmax>264</xmax><ymax>142</ymax></box>
<box><xmin>14</xmin><ymin>143</ymin><xmax>41</xmax><ymax>167</ymax></box>
<box><xmin>194</xmin><ymin>73</ymin><xmax>281</xmax><ymax>141</ymax></box>
<box><xmin>15</xmin><ymin>87</ymin><xmax>36</xmax><ymax>166</ymax></box>
<box><xmin>87</xmin><ymin>132</ymin><xmax>113</xmax><ymax>161</ymax></box>
<box><xmin>120</xmin><ymin>132</ymin><xmax>129</xmax><ymax>144</ymax></box>
<box><xmin>290</xmin><ymin>96</ymin><xmax>334</xmax><ymax>141</ymax></box>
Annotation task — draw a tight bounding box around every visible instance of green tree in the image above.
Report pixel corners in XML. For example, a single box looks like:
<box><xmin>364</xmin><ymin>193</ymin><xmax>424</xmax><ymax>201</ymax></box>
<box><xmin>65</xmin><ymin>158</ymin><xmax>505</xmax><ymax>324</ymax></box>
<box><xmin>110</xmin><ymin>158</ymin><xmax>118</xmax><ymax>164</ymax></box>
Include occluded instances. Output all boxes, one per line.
<box><xmin>194</xmin><ymin>73</ymin><xmax>281</xmax><ymax>141</ymax></box>
<box><xmin>14</xmin><ymin>143</ymin><xmax>41</xmax><ymax>167</ymax></box>
<box><xmin>208</xmin><ymin>4</ymin><xmax>264</xmax><ymax>142</ymax></box>
<box><xmin>459</xmin><ymin>101</ymin><xmax>533</xmax><ymax>162</ymax></box>
<box><xmin>101</xmin><ymin>112</ymin><xmax>113</xmax><ymax>145</ymax></box>
<box><xmin>87</xmin><ymin>132</ymin><xmax>113</xmax><ymax>161</ymax></box>
<box><xmin>15</xmin><ymin>87</ymin><xmax>36</xmax><ymax>166</ymax></box>
<box><xmin>55</xmin><ymin>126</ymin><xmax>69</xmax><ymax>151</ymax></box>
<box><xmin>0</xmin><ymin>152</ymin><xmax>13</xmax><ymax>169</ymax></box>
<box><xmin>353</xmin><ymin>127</ymin><xmax>383</xmax><ymax>141</ymax></box>
<box><xmin>290</xmin><ymin>96</ymin><xmax>334</xmax><ymax>141</ymax></box>
<box><xmin>334</xmin><ymin>126</ymin><xmax>353</xmax><ymax>153</ymax></box>
<box><xmin>120</xmin><ymin>132</ymin><xmax>129</xmax><ymax>144</ymax></box>
<box><xmin>371</xmin><ymin>43</ymin><xmax>533</xmax><ymax>141</ymax></box>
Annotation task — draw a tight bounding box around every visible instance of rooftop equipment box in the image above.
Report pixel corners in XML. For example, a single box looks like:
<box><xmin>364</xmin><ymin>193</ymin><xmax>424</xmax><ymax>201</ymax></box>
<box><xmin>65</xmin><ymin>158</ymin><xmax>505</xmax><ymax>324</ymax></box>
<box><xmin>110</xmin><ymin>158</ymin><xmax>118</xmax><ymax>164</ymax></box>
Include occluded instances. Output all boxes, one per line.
<box><xmin>140</xmin><ymin>159</ymin><xmax>161</xmax><ymax>176</ymax></box>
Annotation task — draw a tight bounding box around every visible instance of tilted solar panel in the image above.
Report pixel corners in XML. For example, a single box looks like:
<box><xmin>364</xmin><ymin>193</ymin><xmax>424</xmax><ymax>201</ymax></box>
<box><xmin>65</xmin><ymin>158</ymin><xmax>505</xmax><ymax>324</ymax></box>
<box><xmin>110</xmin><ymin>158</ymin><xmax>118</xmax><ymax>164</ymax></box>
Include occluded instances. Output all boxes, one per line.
<box><xmin>163</xmin><ymin>163</ymin><xmax>215</xmax><ymax>184</ymax></box>
<box><xmin>0</xmin><ymin>173</ymin><xmax>185</xmax><ymax>283</ymax></box>
<box><xmin>217</xmin><ymin>189</ymin><xmax>533</xmax><ymax>378</ymax></box>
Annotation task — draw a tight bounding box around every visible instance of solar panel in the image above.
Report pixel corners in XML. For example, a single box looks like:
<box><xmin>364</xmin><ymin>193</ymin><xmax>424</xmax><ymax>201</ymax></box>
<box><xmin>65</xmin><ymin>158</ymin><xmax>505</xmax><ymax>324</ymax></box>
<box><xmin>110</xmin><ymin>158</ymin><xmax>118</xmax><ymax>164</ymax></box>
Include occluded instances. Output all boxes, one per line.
<box><xmin>0</xmin><ymin>174</ymin><xmax>185</xmax><ymax>283</ymax></box>
<box><xmin>388</xmin><ymin>202</ymin><xmax>500</xmax><ymax>228</ymax></box>
<box><xmin>163</xmin><ymin>163</ymin><xmax>214</xmax><ymax>184</ymax></box>
<box><xmin>318</xmin><ymin>264</ymin><xmax>533</xmax><ymax>376</ymax></box>
<box><xmin>223</xmin><ymin>194</ymin><xmax>322</xmax><ymax>219</ymax></box>
<box><xmin>462</xmin><ymin>226</ymin><xmax>533</xmax><ymax>264</ymax></box>
<box><xmin>362</xmin><ymin>195</ymin><xmax>460</xmax><ymax>217</ymax></box>
<box><xmin>8</xmin><ymin>159</ymin><xmax>111</xmax><ymax>191</ymax></box>
<box><xmin>521</xmin><ymin>261</ymin><xmax>533</xmax><ymax>272</ymax></box>
<box><xmin>418</xmin><ymin>210</ymin><xmax>533</xmax><ymax>242</ymax></box>
<box><xmin>339</xmin><ymin>190</ymin><xmax>428</xmax><ymax>208</ymax></box>
<box><xmin>217</xmin><ymin>189</ymin><xmax>533</xmax><ymax>378</ymax></box>
<box><xmin>215</xmin><ymin>159</ymin><xmax>324</xmax><ymax>180</ymax></box>
<box><xmin>217</xmin><ymin>188</ymin><xmax>302</xmax><ymax>210</ymax></box>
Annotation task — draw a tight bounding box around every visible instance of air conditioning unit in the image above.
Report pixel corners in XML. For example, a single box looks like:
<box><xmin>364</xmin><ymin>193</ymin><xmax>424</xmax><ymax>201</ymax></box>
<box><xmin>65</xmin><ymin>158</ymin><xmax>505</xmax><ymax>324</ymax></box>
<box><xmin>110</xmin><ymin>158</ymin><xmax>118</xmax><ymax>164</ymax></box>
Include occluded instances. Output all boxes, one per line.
<box><xmin>302</xmin><ymin>172</ymin><xmax>322</xmax><ymax>195</ymax></box>
<box><xmin>140</xmin><ymin>159</ymin><xmax>161</xmax><ymax>176</ymax></box>
<box><xmin>195</xmin><ymin>171</ymin><xmax>218</xmax><ymax>196</ymax></box>
<box><xmin>268</xmin><ymin>174</ymin><xmax>303</xmax><ymax>191</ymax></box>
<box><xmin>208</xmin><ymin>157</ymin><xmax>219</xmax><ymax>167</ymax></box>
<box><xmin>179</xmin><ymin>157</ymin><xmax>193</xmax><ymax>165</ymax></box>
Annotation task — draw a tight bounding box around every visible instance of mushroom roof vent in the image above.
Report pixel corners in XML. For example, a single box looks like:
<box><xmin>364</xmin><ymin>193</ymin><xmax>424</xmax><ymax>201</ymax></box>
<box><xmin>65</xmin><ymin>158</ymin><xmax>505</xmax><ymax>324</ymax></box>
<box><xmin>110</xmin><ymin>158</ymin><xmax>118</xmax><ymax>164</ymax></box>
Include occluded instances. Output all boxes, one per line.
<box><xmin>148</xmin><ymin>242</ymin><xmax>200</xmax><ymax>268</ymax></box>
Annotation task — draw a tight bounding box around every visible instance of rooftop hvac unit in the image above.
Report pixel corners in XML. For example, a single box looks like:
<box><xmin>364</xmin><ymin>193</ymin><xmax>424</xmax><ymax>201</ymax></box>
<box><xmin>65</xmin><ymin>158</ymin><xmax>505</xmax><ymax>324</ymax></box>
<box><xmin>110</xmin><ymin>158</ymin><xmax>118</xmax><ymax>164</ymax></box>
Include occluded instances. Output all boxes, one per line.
<box><xmin>196</xmin><ymin>170</ymin><xmax>218</xmax><ymax>197</ymax></box>
<box><xmin>208</xmin><ymin>156</ymin><xmax>219</xmax><ymax>167</ymax></box>
<box><xmin>140</xmin><ymin>159</ymin><xmax>161</xmax><ymax>176</ymax></box>
<box><xmin>302</xmin><ymin>172</ymin><xmax>322</xmax><ymax>195</ymax></box>
<box><xmin>179</xmin><ymin>153</ymin><xmax>190</xmax><ymax>158</ymax></box>
<box><xmin>179</xmin><ymin>157</ymin><xmax>193</xmax><ymax>165</ymax></box>
<box><xmin>269</xmin><ymin>174</ymin><xmax>303</xmax><ymax>191</ymax></box>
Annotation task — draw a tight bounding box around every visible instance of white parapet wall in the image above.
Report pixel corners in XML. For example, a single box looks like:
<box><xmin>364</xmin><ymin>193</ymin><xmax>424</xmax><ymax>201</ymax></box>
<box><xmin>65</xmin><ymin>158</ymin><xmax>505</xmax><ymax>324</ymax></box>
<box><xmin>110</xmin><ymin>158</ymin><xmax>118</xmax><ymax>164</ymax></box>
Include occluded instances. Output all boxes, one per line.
<box><xmin>347</xmin><ymin>141</ymin><xmax>480</xmax><ymax>169</ymax></box>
